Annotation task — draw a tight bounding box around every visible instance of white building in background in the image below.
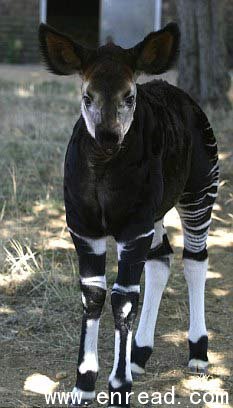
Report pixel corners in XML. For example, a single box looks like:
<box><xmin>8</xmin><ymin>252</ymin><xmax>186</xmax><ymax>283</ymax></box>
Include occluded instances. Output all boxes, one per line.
<box><xmin>0</xmin><ymin>0</ymin><xmax>162</xmax><ymax>63</ymax></box>
<box><xmin>100</xmin><ymin>0</ymin><xmax>162</xmax><ymax>47</ymax></box>
<box><xmin>39</xmin><ymin>0</ymin><xmax>162</xmax><ymax>47</ymax></box>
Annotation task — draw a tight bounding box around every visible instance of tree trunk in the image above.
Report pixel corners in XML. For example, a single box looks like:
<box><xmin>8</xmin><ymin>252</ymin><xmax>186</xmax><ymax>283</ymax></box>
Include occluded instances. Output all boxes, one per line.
<box><xmin>176</xmin><ymin>0</ymin><xmax>231</xmax><ymax>110</ymax></box>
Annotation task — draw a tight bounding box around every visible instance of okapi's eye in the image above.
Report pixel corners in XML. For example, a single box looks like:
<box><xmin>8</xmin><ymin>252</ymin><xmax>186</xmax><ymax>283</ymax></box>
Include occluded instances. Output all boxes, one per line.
<box><xmin>125</xmin><ymin>95</ymin><xmax>135</xmax><ymax>107</ymax></box>
<box><xmin>83</xmin><ymin>95</ymin><xmax>92</xmax><ymax>108</ymax></box>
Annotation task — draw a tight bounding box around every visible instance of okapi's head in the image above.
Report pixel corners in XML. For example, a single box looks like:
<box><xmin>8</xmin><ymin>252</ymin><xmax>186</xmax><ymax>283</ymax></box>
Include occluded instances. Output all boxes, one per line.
<box><xmin>39</xmin><ymin>23</ymin><xmax>180</xmax><ymax>155</ymax></box>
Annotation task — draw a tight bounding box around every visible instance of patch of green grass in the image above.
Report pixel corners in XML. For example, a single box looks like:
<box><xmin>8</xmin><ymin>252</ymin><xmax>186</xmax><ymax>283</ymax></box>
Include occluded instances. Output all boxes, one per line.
<box><xmin>0</xmin><ymin>81</ymin><xmax>78</xmax><ymax>216</ymax></box>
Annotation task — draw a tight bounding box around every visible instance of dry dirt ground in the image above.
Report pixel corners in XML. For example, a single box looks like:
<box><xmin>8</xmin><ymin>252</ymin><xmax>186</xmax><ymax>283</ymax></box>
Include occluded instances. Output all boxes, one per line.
<box><xmin>0</xmin><ymin>65</ymin><xmax>232</xmax><ymax>408</ymax></box>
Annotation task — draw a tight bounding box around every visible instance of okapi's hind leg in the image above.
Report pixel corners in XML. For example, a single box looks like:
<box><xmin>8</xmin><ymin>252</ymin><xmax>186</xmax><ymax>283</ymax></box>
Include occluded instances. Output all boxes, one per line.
<box><xmin>177</xmin><ymin>161</ymin><xmax>219</xmax><ymax>374</ymax></box>
<box><xmin>131</xmin><ymin>220</ymin><xmax>173</xmax><ymax>376</ymax></box>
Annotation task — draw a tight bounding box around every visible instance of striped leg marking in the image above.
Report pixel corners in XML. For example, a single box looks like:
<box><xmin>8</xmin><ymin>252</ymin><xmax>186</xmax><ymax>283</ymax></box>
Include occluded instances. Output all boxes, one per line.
<box><xmin>131</xmin><ymin>220</ymin><xmax>173</xmax><ymax>375</ymax></box>
<box><xmin>178</xmin><ymin>163</ymin><xmax>219</xmax><ymax>257</ymax></box>
<box><xmin>178</xmin><ymin>161</ymin><xmax>219</xmax><ymax>373</ymax></box>
<box><xmin>109</xmin><ymin>231</ymin><xmax>153</xmax><ymax>407</ymax></box>
<box><xmin>68</xmin><ymin>231</ymin><xmax>107</xmax><ymax>406</ymax></box>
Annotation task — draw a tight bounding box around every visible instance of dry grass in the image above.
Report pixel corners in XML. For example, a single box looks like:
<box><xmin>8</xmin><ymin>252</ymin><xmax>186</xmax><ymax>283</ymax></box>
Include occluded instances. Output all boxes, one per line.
<box><xmin>0</xmin><ymin>66</ymin><xmax>232</xmax><ymax>408</ymax></box>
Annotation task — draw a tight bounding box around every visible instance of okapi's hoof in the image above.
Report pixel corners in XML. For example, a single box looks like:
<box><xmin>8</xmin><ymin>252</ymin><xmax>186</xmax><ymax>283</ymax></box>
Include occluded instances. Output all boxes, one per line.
<box><xmin>131</xmin><ymin>341</ymin><xmax>152</xmax><ymax>378</ymax></box>
<box><xmin>131</xmin><ymin>362</ymin><xmax>145</xmax><ymax>379</ymax></box>
<box><xmin>188</xmin><ymin>359</ymin><xmax>208</xmax><ymax>375</ymax></box>
<box><xmin>68</xmin><ymin>387</ymin><xmax>95</xmax><ymax>407</ymax></box>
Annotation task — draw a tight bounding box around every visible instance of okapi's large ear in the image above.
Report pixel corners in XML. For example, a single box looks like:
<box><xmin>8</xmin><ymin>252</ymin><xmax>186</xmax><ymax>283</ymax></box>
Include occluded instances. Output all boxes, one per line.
<box><xmin>131</xmin><ymin>23</ymin><xmax>180</xmax><ymax>75</ymax></box>
<box><xmin>39</xmin><ymin>23</ymin><xmax>90</xmax><ymax>75</ymax></box>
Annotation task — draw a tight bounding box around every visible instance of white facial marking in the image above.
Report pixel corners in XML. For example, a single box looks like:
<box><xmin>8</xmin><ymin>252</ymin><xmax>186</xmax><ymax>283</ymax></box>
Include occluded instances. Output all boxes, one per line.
<box><xmin>183</xmin><ymin>258</ymin><xmax>208</xmax><ymax>343</ymax></box>
<box><xmin>68</xmin><ymin>227</ymin><xmax>106</xmax><ymax>255</ymax></box>
<box><xmin>81</xmin><ymin>79</ymin><xmax>137</xmax><ymax>142</ymax></box>
<box><xmin>81</xmin><ymin>80</ymin><xmax>95</xmax><ymax>138</ymax></box>
<box><xmin>78</xmin><ymin>319</ymin><xmax>99</xmax><ymax>374</ymax></box>
<box><xmin>81</xmin><ymin>103</ymin><xmax>95</xmax><ymax>138</ymax></box>
<box><xmin>122</xmin><ymin>83</ymin><xmax>137</xmax><ymax>136</ymax></box>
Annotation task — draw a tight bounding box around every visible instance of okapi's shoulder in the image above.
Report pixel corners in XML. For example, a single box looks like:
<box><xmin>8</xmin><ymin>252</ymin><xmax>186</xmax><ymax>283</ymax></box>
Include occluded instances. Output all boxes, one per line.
<box><xmin>137</xmin><ymin>79</ymin><xmax>191</xmax><ymax>110</ymax></box>
<box><xmin>140</xmin><ymin>80</ymin><xmax>218</xmax><ymax>165</ymax></box>
<box><xmin>135</xmin><ymin>79</ymin><xmax>190</xmax><ymax>145</ymax></box>
<box><xmin>136</xmin><ymin>79</ymin><xmax>209</xmax><ymax>137</ymax></box>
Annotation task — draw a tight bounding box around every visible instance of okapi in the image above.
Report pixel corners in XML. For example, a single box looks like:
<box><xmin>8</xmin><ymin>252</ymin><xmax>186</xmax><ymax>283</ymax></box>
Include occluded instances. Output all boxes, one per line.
<box><xmin>39</xmin><ymin>22</ymin><xmax>219</xmax><ymax>407</ymax></box>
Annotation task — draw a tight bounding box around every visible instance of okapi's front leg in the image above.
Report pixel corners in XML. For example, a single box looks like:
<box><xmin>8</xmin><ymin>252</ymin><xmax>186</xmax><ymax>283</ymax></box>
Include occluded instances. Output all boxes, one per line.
<box><xmin>68</xmin><ymin>230</ymin><xmax>106</xmax><ymax>407</ymax></box>
<box><xmin>108</xmin><ymin>230</ymin><xmax>154</xmax><ymax>408</ymax></box>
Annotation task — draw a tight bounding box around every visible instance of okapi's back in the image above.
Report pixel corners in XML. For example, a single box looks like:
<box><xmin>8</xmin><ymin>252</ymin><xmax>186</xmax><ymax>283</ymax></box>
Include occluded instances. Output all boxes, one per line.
<box><xmin>138</xmin><ymin>79</ymin><xmax>218</xmax><ymax>166</ymax></box>
<box><xmin>136</xmin><ymin>79</ymin><xmax>218</xmax><ymax>219</ymax></box>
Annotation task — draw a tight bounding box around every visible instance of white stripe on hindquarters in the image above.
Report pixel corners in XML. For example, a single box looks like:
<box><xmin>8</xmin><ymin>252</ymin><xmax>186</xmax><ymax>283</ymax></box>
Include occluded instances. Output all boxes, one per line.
<box><xmin>183</xmin><ymin>230</ymin><xmax>209</xmax><ymax>253</ymax></box>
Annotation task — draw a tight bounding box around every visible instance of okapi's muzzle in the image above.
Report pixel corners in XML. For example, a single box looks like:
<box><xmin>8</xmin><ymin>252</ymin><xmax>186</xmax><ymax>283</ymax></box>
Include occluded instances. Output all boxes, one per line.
<box><xmin>95</xmin><ymin>125</ymin><xmax>121</xmax><ymax>155</ymax></box>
